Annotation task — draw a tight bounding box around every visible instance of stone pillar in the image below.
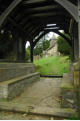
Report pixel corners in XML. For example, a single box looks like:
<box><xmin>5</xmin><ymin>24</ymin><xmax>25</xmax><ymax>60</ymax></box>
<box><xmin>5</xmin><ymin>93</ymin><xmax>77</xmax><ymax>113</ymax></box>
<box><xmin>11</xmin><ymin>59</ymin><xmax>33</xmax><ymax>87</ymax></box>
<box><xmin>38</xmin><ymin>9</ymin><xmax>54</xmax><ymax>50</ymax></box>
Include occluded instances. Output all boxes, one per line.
<box><xmin>30</xmin><ymin>41</ymin><xmax>34</xmax><ymax>62</ymax></box>
<box><xmin>78</xmin><ymin>0</ymin><xmax>80</xmax><ymax>58</ymax></box>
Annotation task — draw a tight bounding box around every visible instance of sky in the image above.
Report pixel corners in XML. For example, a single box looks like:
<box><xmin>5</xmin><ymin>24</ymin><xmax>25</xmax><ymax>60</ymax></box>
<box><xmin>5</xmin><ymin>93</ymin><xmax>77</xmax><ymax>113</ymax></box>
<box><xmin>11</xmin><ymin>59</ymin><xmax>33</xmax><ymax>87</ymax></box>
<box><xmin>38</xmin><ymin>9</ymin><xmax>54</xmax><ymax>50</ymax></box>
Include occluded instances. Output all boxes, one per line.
<box><xmin>26</xmin><ymin>31</ymin><xmax>61</xmax><ymax>48</ymax></box>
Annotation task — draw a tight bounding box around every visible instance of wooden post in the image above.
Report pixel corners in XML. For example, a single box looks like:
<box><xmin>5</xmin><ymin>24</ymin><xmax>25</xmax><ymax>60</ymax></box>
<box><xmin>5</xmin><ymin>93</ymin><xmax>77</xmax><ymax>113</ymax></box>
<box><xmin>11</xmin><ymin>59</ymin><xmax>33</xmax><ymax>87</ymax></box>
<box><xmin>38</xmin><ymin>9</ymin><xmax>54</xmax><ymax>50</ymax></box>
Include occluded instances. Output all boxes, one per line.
<box><xmin>73</xmin><ymin>23</ymin><xmax>79</xmax><ymax>60</ymax></box>
<box><xmin>17</xmin><ymin>38</ymin><xmax>26</xmax><ymax>62</ymax></box>
<box><xmin>78</xmin><ymin>0</ymin><xmax>80</xmax><ymax>58</ymax></box>
<box><xmin>30</xmin><ymin>41</ymin><xmax>34</xmax><ymax>62</ymax></box>
<box><xmin>12</xmin><ymin>30</ymin><xmax>19</xmax><ymax>61</ymax></box>
<box><xmin>21</xmin><ymin>40</ymin><xmax>26</xmax><ymax>61</ymax></box>
<box><xmin>12</xmin><ymin>28</ymin><xmax>26</xmax><ymax>62</ymax></box>
<box><xmin>76</xmin><ymin>1</ymin><xmax>80</xmax><ymax>115</ymax></box>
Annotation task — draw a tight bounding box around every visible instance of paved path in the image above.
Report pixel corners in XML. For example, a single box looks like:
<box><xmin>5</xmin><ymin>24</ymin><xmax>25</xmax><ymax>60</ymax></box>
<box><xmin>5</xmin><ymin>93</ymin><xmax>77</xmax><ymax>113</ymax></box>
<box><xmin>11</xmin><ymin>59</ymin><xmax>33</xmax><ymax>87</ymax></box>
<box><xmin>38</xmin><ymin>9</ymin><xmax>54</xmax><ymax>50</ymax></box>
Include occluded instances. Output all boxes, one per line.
<box><xmin>0</xmin><ymin>78</ymin><xmax>62</xmax><ymax>120</ymax></box>
<box><xmin>14</xmin><ymin>78</ymin><xmax>62</xmax><ymax>108</ymax></box>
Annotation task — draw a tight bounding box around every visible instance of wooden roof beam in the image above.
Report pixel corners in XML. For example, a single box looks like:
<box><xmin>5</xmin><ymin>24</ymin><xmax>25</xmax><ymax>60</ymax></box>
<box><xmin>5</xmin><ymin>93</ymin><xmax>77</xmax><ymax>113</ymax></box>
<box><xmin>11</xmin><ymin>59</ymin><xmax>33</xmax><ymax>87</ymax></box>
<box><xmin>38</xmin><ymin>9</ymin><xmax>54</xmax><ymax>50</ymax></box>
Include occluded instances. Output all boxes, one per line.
<box><xmin>33</xmin><ymin>31</ymin><xmax>48</xmax><ymax>47</ymax></box>
<box><xmin>7</xmin><ymin>17</ymin><xmax>32</xmax><ymax>41</ymax></box>
<box><xmin>23</xmin><ymin>0</ymin><xmax>46</xmax><ymax>4</ymax></box>
<box><xmin>28</xmin><ymin>12</ymin><xmax>65</xmax><ymax>18</ymax></box>
<box><xmin>54</xmin><ymin>0</ymin><xmax>78</xmax><ymax>22</ymax></box>
<box><xmin>30</xmin><ymin>16</ymin><xmax>65</xmax><ymax>25</ymax></box>
<box><xmin>33</xmin><ymin>29</ymin><xmax>72</xmax><ymax>47</ymax></box>
<box><xmin>14</xmin><ymin>7</ymin><xmax>64</xmax><ymax>24</ymax></box>
<box><xmin>23</xmin><ymin>0</ymin><xmax>57</xmax><ymax>8</ymax></box>
<box><xmin>26</xmin><ymin>4</ymin><xmax>60</xmax><ymax>11</ymax></box>
<box><xmin>22</xmin><ymin>8</ymin><xmax>65</xmax><ymax>16</ymax></box>
<box><xmin>0</xmin><ymin>0</ymin><xmax>22</xmax><ymax>27</ymax></box>
<box><xmin>32</xmin><ymin>24</ymin><xmax>65</xmax><ymax>40</ymax></box>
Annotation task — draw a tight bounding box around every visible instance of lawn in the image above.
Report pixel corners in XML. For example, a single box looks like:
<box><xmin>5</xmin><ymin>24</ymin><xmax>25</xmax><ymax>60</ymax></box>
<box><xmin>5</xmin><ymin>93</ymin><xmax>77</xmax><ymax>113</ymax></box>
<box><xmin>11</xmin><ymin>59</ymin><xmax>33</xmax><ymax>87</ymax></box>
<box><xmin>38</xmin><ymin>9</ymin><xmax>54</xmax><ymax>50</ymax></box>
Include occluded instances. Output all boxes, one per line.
<box><xmin>34</xmin><ymin>56</ymin><xmax>71</xmax><ymax>76</ymax></box>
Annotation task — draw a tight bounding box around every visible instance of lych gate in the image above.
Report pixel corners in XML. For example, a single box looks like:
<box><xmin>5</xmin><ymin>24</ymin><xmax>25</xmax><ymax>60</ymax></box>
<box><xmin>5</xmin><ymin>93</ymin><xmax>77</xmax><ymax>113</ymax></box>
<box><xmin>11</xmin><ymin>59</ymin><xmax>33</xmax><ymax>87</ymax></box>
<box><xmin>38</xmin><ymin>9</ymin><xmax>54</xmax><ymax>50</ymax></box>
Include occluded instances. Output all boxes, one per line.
<box><xmin>0</xmin><ymin>0</ymin><xmax>79</xmax><ymax>62</ymax></box>
<box><xmin>0</xmin><ymin>0</ymin><xmax>80</xmax><ymax>117</ymax></box>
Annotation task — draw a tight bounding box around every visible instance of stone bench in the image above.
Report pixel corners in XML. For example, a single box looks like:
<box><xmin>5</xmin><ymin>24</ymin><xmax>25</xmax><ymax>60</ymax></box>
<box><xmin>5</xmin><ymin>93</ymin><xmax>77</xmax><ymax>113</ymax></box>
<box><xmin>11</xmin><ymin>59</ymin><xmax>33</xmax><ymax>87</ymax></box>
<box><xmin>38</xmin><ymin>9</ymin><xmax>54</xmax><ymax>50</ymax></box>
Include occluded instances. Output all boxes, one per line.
<box><xmin>0</xmin><ymin>63</ymin><xmax>34</xmax><ymax>68</ymax></box>
<box><xmin>0</xmin><ymin>63</ymin><xmax>35</xmax><ymax>82</ymax></box>
<box><xmin>0</xmin><ymin>72</ymin><xmax>40</xmax><ymax>100</ymax></box>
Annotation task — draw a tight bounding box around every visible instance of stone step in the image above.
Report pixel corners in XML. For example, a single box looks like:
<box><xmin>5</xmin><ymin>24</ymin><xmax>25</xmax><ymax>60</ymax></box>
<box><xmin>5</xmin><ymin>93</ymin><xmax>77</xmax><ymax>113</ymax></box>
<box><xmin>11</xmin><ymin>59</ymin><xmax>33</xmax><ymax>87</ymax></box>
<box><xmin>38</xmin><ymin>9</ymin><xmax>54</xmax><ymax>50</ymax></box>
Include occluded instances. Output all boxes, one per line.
<box><xmin>0</xmin><ymin>63</ymin><xmax>34</xmax><ymax>68</ymax></box>
<box><xmin>61</xmin><ymin>88</ymin><xmax>76</xmax><ymax>109</ymax></box>
<box><xmin>0</xmin><ymin>72</ymin><xmax>40</xmax><ymax>100</ymax></box>
<box><xmin>29</xmin><ymin>107</ymin><xmax>77</xmax><ymax>119</ymax></box>
<box><xmin>0</xmin><ymin>104</ymin><xmax>77</xmax><ymax>119</ymax></box>
<box><xmin>0</xmin><ymin>63</ymin><xmax>35</xmax><ymax>82</ymax></box>
<box><xmin>63</xmin><ymin>73</ymin><xmax>73</xmax><ymax>84</ymax></box>
<box><xmin>61</xmin><ymin>73</ymin><xmax>76</xmax><ymax>108</ymax></box>
<box><xmin>73</xmin><ymin>60</ymin><xmax>80</xmax><ymax>111</ymax></box>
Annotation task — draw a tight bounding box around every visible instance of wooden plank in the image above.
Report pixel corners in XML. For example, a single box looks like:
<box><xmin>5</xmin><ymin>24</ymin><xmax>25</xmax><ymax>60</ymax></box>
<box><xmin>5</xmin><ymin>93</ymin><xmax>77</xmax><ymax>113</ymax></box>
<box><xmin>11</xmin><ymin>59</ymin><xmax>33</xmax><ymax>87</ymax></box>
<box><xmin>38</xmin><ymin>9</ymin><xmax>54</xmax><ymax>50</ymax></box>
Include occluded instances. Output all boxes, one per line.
<box><xmin>22</xmin><ymin>5</ymin><xmax>62</xmax><ymax>16</ymax></box>
<box><xmin>23</xmin><ymin>0</ymin><xmax>45</xmax><ymax>4</ymax></box>
<box><xmin>25</xmin><ymin>8</ymin><xmax>64</xmax><ymax>15</ymax></box>
<box><xmin>29</xmin><ymin>12</ymin><xmax>64</xmax><ymax>17</ymax></box>
<box><xmin>0</xmin><ymin>0</ymin><xmax>22</xmax><ymax>27</ymax></box>
<box><xmin>54</xmin><ymin>0</ymin><xmax>78</xmax><ymax>22</ymax></box>
<box><xmin>25</xmin><ymin>5</ymin><xmax>60</xmax><ymax>11</ymax></box>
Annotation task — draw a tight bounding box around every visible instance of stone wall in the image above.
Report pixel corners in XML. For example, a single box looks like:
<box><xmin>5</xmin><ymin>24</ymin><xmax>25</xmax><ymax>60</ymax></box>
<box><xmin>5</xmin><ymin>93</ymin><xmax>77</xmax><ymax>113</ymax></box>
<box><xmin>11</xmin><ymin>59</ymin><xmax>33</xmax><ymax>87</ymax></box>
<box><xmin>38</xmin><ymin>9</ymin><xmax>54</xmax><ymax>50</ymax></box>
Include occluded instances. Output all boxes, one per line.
<box><xmin>0</xmin><ymin>63</ymin><xmax>35</xmax><ymax>82</ymax></box>
<box><xmin>47</xmin><ymin>43</ymin><xmax>58</xmax><ymax>56</ymax></box>
<box><xmin>0</xmin><ymin>63</ymin><xmax>40</xmax><ymax>100</ymax></box>
<box><xmin>73</xmin><ymin>60</ymin><xmax>80</xmax><ymax>112</ymax></box>
<box><xmin>0</xmin><ymin>72</ymin><xmax>40</xmax><ymax>100</ymax></box>
<box><xmin>61</xmin><ymin>61</ymin><xmax>80</xmax><ymax>109</ymax></box>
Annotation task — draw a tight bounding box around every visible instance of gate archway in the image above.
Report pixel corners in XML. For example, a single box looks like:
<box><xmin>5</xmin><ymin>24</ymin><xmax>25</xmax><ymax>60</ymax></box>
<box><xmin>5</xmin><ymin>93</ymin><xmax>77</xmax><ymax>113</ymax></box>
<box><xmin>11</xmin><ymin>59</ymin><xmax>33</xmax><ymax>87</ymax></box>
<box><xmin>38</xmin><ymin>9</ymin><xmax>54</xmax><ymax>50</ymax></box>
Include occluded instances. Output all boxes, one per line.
<box><xmin>0</xmin><ymin>0</ymin><xmax>79</xmax><ymax>62</ymax></box>
<box><xmin>0</xmin><ymin>0</ymin><xmax>80</xmax><ymax>116</ymax></box>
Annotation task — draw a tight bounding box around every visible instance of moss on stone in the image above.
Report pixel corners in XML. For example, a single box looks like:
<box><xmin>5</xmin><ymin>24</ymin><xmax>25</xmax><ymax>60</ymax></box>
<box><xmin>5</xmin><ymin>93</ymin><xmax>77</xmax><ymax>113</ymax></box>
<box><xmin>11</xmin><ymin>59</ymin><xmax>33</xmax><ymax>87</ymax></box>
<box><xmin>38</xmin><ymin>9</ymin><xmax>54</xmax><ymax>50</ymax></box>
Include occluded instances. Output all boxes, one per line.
<box><xmin>61</xmin><ymin>83</ymin><xmax>74</xmax><ymax>90</ymax></box>
<box><xmin>74</xmin><ymin>61</ymin><xmax>80</xmax><ymax>71</ymax></box>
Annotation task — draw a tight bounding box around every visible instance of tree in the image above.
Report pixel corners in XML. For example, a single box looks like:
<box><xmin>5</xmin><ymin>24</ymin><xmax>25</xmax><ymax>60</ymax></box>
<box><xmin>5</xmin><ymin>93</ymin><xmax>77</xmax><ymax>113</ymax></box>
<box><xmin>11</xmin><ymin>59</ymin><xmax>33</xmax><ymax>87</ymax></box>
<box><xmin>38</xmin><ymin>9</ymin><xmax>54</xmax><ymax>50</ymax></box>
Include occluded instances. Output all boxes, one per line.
<box><xmin>43</xmin><ymin>40</ymin><xmax>50</xmax><ymax>51</ymax></box>
<box><xmin>34</xmin><ymin>35</ymin><xmax>50</xmax><ymax>56</ymax></box>
<box><xmin>25</xmin><ymin>46</ymin><xmax>30</xmax><ymax>61</ymax></box>
<box><xmin>34</xmin><ymin>44</ymin><xmax>43</xmax><ymax>55</ymax></box>
<box><xmin>57</xmin><ymin>32</ymin><xmax>72</xmax><ymax>59</ymax></box>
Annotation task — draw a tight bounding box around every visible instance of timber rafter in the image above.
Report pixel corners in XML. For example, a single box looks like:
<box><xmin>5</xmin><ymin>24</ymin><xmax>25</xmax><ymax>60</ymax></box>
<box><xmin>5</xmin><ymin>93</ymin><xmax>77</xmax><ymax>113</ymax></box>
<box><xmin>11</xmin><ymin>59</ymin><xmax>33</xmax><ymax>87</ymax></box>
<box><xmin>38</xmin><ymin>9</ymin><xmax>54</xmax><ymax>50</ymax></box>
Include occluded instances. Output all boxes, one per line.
<box><xmin>0</xmin><ymin>0</ymin><xmax>78</xmax><ymax>46</ymax></box>
<box><xmin>33</xmin><ymin>29</ymin><xmax>72</xmax><ymax>47</ymax></box>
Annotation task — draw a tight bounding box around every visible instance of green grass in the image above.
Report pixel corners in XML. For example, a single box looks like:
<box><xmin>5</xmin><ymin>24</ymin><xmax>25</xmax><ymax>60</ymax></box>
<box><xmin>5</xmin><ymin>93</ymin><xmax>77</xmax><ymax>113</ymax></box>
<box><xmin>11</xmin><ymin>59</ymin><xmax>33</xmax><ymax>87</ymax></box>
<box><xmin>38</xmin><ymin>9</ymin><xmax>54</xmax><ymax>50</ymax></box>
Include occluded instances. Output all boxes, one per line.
<box><xmin>34</xmin><ymin>56</ymin><xmax>71</xmax><ymax>76</ymax></box>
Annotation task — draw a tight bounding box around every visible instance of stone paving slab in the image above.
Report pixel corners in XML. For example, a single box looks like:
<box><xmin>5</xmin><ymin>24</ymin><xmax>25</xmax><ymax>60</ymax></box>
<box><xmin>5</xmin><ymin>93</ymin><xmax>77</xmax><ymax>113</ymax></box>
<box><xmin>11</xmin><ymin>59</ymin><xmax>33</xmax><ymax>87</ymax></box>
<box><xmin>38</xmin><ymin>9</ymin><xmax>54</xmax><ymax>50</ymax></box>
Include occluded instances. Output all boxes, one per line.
<box><xmin>0</xmin><ymin>78</ymin><xmax>77</xmax><ymax>119</ymax></box>
<box><xmin>0</xmin><ymin>104</ymin><xmax>77</xmax><ymax>119</ymax></box>
<box><xmin>29</xmin><ymin>106</ymin><xmax>77</xmax><ymax>118</ymax></box>
<box><xmin>0</xmin><ymin>78</ymin><xmax>62</xmax><ymax>107</ymax></box>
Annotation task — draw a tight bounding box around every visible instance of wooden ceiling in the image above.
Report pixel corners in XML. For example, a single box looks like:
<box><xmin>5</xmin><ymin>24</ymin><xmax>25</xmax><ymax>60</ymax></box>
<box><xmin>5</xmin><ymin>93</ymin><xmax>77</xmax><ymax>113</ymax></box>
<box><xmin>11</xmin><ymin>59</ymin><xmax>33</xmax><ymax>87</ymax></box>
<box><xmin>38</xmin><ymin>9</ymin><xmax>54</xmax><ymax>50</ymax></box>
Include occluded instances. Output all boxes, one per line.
<box><xmin>0</xmin><ymin>0</ymin><xmax>78</xmax><ymax>43</ymax></box>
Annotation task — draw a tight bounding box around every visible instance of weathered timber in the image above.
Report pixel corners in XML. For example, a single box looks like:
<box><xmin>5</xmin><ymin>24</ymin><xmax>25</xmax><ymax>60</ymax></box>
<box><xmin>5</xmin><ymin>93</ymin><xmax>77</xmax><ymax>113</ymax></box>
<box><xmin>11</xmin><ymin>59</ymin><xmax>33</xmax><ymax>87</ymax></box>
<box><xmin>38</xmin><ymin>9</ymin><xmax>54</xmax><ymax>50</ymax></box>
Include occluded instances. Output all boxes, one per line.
<box><xmin>54</xmin><ymin>0</ymin><xmax>78</xmax><ymax>22</ymax></box>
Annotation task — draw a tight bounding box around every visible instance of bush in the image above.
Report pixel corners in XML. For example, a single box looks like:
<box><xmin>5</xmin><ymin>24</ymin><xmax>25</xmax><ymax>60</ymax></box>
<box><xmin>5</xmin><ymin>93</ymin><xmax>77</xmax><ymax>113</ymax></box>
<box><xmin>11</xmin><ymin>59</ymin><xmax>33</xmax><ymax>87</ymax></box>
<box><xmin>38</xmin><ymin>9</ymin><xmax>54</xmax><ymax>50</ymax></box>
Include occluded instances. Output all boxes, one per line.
<box><xmin>57</xmin><ymin>32</ymin><xmax>72</xmax><ymax>59</ymax></box>
<box><xmin>25</xmin><ymin>47</ymin><xmax>30</xmax><ymax>61</ymax></box>
<box><xmin>34</xmin><ymin>38</ymin><xmax>50</xmax><ymax>56</ymax></box>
